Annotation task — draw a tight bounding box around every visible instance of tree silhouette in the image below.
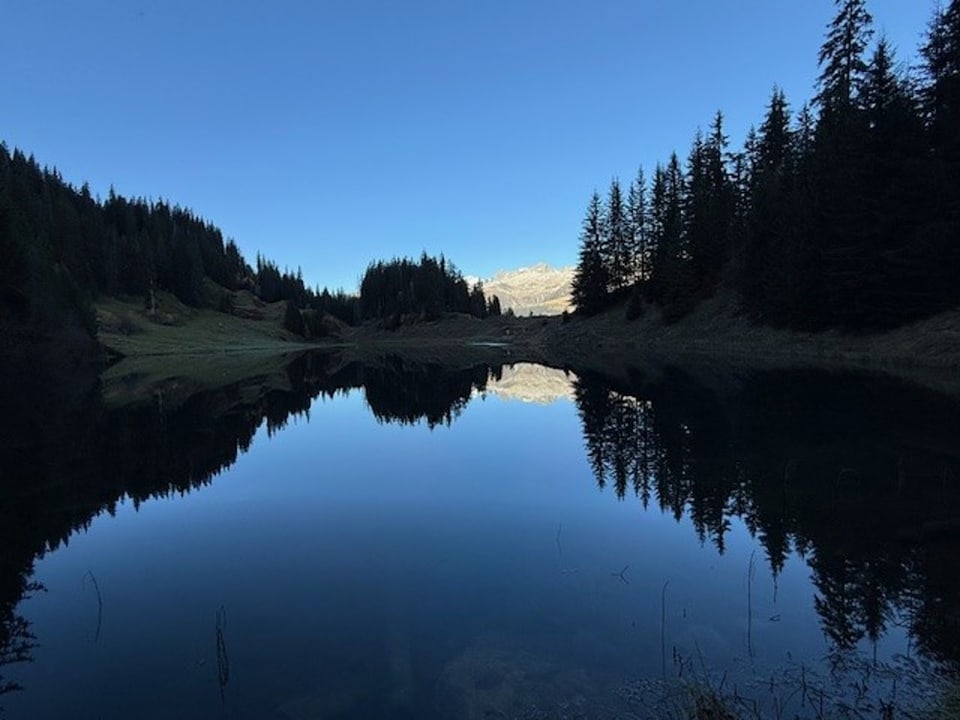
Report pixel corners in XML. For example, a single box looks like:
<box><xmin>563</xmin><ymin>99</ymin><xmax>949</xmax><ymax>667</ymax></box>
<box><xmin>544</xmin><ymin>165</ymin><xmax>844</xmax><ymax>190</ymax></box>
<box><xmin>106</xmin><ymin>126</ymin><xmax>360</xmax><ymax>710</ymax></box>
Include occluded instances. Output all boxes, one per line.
<box><xmin>571</xmin><ymin>192</ymin><xmax>609</xmax><ymax>315</ymax></box>
<box><xmin>570</xmin><ymin>0</ymin><xmax>959</xmax><ymax>330</ymax></box>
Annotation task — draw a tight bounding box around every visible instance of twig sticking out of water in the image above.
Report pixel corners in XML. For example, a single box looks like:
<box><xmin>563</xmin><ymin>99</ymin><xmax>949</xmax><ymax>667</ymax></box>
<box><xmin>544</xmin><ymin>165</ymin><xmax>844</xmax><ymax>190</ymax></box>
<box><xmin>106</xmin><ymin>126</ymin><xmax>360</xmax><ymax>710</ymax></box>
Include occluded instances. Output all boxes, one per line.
<box><xmin>612</xmin><ymin>565</ymin><xmax>630</xmax><ymax>584</ymax></box>
<box><xmin>555</xmin><ymin>522</ymin><xmax>580</xmax><ymax>574</ymax></box>
<box><xmin>661</xmin><ymin>580</ymin><xmax>670</xmax><ymax>678</ymax></box>
<box><xmin>556</xmin><ymin>522</ymin><xmax>563</xmax><ymax>568</ymax></box>
<box><xmin>82</xmin><ymin>571</ymin><xmax>102</xmax><ymax>643</ymax></box>
<box><xmin>215</xmin><ymin>605</ymin><xmax>230</xmax><ymax>704</ymax></box>
<box><xmin>747</xmin><ymin>551</ymin><xmax>756</xmax><ymax>659</ymax></box>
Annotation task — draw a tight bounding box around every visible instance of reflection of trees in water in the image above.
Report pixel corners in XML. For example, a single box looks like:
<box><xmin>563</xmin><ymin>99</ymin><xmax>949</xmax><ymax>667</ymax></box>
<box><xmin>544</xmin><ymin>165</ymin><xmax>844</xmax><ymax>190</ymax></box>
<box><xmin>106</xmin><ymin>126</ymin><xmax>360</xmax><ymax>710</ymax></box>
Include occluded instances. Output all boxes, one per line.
<box><xmin>4</xmin><ymin>356</ymin><xmax>959</xmax><ymax>700</ymax></box>
<box><xmin>574</xmin><ymin>373</ymin><xmax>738</xmax><ymax>551</ymax></box>
<box><xmin>0</xmin><ymin>352</ymin><xmax>502</xmax><ymax>702</ymax></box>
<box><xmin>573</xmin><ymin>367</ymin><xmax>960</xmax><ymax>668</ymax></box>
<box><xmin>0</xmin><ymin>582</ymin><xmax>41</xmax><ymax>699</ymax></box>
<box><xmin>361</xmin><ymin>356</ymin><xmax>494</xmax><ymax>428</ymax></box>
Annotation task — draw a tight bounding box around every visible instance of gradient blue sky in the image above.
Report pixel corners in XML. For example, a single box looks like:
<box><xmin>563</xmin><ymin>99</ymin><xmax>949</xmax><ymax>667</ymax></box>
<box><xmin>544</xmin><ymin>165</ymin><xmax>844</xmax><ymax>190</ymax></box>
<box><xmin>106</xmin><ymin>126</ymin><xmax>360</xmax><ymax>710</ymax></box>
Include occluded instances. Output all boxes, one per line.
<box><xmin>3</xmin><ymin>1</ymin><xmax>934</xmax><ymax>291</ymax></box>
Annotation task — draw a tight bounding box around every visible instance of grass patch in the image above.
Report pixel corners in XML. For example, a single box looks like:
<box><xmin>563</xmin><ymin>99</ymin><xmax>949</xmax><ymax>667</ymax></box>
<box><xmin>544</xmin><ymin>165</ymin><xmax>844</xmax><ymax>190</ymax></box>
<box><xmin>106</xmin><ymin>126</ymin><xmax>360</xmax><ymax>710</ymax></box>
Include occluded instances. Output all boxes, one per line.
<box><xmin>96</xmin><ymin>291</ymin><xmax>317</xmax><ymax>357</ymax></box>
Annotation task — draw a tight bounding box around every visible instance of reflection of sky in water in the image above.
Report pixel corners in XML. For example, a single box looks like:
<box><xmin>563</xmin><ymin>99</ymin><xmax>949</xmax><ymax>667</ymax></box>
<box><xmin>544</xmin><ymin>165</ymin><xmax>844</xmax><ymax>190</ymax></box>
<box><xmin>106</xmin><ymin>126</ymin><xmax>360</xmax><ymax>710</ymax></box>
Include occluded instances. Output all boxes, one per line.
<box><xmin>5</xmin><ymin>387</ymin><xmax>923</xmax><ymax>719</ymax></box>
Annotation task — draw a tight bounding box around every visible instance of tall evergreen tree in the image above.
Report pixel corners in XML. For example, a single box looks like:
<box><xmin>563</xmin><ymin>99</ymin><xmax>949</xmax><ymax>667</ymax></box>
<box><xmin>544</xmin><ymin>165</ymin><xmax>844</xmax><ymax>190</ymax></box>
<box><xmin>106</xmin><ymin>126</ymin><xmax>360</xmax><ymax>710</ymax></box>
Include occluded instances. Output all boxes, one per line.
<box><xmin>742</xmin><ymin>88</ymin><xmax>799</xmax><ymax>322</ymax></box>
<box><xmin>918</xmin><ymin>1</ymin><xmax>960</xmax><ymax>313</ymax></box>
<box><xmin>683</xmin><ymin>129</ymin><xmax>709</xmax><ymax>287</ymax></box>
<box><xmin>626</xmin><ymin>167</ymin><xmax>649</xmax><ymax>283</ymax></box>
<box><xmin>727</xmin><ymin>126</ymin><xmax>758</xmax><ymax>270</ymax></box>
<box><xmin>603</xmin><ymin>178</ymin><xmax>630</xmax><ymax>293</ymax></box>
<box><xmin>571</xmin><ymin>192</ymin><xmax>609</xmax><ymax>315</ymax></box>
<box><xmin>815</xmin><ymin>0</ymin><xmax>874</xmax><ymax>112</ymax></box>
<box><xmin>683</xmin><ymin>118</ymin><xmax>733</xmax><ymax>294</ymax></box>
<box><xmin>811</xmin><ymin>1</ymin><xmax>875</xmax><ymax>326</ymax></box>
<box><xmin>704</xmin><ymin>111</ymin><xmax>734</xmax><ymax>276</ymax></box>
<box><xmin>921</xmin><ymin>0</ymin><xmax>960</xmax><ymax>166</ymax></box>
<box><xmin>646</xmin><ymin>164</ymin><xmax>668</xmax><ymax>296</ymax></box>
<box><xmin>648</xmin><ymin>154</ymin><xmax>690</xmax><ymax>315</ymax></box>
<box><xmin>861</xmin><ymin>37</ymin><xmax>925</xmax><ymax>226</ymax></box>
<box><xmin>469</xmin><ymin>281</ymin><xmax>488</xmax><ymax>319</ymax></box>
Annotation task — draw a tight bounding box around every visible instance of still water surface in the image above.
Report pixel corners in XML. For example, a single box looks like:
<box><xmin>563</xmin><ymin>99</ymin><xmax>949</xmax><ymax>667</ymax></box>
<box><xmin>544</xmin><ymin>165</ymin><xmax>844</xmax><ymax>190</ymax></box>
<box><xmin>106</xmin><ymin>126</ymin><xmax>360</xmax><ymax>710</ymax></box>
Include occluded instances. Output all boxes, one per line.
<box><xmin>1</xmin><ymin>356</ymin><xmax>958</xmax><ymax>718</ymax></box>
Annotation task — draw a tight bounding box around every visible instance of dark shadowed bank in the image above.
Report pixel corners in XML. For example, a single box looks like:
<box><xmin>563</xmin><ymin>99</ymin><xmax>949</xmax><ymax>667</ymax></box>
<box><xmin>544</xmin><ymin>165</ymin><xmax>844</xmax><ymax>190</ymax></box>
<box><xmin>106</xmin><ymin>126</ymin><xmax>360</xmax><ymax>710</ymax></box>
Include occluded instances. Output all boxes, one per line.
<box><xmin>317</xmin><ymin>291</ymin><xmax>960</xmax><ymax>398</ymax></box>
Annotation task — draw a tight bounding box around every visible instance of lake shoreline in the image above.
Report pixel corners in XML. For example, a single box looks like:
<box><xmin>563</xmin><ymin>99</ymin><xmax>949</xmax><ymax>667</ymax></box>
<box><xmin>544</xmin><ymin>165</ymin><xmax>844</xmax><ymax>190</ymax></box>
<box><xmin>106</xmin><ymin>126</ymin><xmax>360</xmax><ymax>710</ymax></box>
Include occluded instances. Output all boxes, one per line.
<box><xmin>340</xmin><ymin>292</ymin><xmax>960</xmax><ymax>392</ymax></box>
<box><xmin>93</xmin><ymin>292</ymin><xmax>960</xmax><ymax>395</ymax></box>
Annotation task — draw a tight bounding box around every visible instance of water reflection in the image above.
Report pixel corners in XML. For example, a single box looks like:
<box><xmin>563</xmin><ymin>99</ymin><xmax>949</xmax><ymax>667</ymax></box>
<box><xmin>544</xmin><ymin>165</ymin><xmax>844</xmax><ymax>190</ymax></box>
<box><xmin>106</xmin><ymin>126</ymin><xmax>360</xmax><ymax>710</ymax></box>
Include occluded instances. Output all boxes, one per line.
<box><xmin>573</xmin><ymin>366</ymin><xmax>960</xmax><ymax>669</ymax></box>
<box><xmin>1</xmin><ymin>353</ymin><xmax>958</xmax><ymax>716</ymax></box>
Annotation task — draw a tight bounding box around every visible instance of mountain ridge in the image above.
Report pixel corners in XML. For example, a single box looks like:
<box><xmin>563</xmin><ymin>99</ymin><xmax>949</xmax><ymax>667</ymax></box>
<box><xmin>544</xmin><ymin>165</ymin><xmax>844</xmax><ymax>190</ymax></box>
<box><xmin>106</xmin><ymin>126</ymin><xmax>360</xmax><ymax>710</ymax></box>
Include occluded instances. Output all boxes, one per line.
<box><xmin>467</xmin><ymin>263</ymin><xmax>574</xmax><ymax>316</ymax></box>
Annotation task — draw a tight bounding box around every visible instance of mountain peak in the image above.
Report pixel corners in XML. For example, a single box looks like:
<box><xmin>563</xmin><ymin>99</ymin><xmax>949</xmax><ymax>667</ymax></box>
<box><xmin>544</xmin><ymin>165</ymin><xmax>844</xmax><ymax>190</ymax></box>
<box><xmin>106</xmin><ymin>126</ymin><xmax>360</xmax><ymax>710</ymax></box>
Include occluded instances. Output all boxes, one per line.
<box><xmin>479</xmin><ymin>263</ymin><xmax>574</xmax><ymax>316</ymax></box>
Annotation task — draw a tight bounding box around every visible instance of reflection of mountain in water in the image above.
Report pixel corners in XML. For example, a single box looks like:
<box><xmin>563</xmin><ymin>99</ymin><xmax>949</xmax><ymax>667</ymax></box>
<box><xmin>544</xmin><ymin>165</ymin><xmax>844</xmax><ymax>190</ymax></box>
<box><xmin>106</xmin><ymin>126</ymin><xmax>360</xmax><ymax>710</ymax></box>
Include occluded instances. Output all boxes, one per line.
<box><xmin>573</xmin><ymin>366</ymin><xmax>960</xmax><ymax>669</ymax></box>
<box><xmin>479</xmin><ymin>363</ymin><xmax>574</xmax><ymax>405</ymax></box>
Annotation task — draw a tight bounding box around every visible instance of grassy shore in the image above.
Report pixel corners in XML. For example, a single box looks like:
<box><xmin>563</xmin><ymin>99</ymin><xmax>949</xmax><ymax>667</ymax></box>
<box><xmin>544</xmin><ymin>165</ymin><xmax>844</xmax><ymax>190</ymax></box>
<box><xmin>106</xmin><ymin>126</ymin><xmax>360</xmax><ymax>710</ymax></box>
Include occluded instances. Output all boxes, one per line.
<box><xmin>542</xmin><ymin>291</ymin><xmax>960</xmax><ymax>371</ymax></box>
<box><xmin>96</xmin><ymin>287</ymin><xmax>960</xmax><ymax>397</ymax></box>
<box><xmin>96</xmin><ymin>291</ymin><xmax>328</xmax><ymax>357</ymax></box>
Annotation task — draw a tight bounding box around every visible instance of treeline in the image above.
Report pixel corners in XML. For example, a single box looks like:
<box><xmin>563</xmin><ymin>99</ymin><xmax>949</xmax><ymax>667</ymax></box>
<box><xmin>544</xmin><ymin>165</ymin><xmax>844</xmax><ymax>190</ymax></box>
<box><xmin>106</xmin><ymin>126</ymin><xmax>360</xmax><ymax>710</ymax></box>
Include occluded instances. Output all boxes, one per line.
<box><xmin>0</xmin><ymin>145</ymin><xmax>322</xmax><ymax>335</ymax></box>
<box><xmin>287</xmin><ymin>254</ymin><xmax>502</xmax><ymax>337</ymax></box>
<box><xmin>358</xmin><ymin>254</ymin><xmax>501</xmax><ymax>326</ymax></box>
<box><xmin>573</xmin><ymin>0</ymin><xmax>960</xmax><ymax>330</ymax></box>
<box><xmin>0</xmin><ymin>145</ymin><xmax>500</xmax><ymax>346</ymax></box>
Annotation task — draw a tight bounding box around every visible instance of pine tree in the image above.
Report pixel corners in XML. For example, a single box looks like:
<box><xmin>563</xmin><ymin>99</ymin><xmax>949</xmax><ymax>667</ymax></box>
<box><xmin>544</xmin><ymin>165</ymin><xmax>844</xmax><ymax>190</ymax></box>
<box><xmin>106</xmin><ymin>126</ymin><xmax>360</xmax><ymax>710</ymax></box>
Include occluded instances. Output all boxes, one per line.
<box><xmin>811</xmin><ymin>1</ymin><xmax>876</xmax><ymax>327</ymax></box>
<box><xmin>626</xmin><ymin>167</ymin><xmax>648</xmax><ymax>283</ymax></box>
<box><xmin>743</xmin><ymin>88</ymin><xmax>796</xmax><ymax>322</ymax></box>
<box><xmin>862</xmin><ymin>37</ymin><xmax>925</xmax><ymax>200</ymax></box>
<box><xmin>648</xmin><ymin>154</ymin><xmax>690</xmax><ymax>315</ymax></box>
<box><xmin>469</xmin><ymin>281</ymin><xmax>488</xmax><ymax>318</ymax></box>
<box><xmin>571</xmin><ymin>192</ymin><xmax>609</xmax><ymax>315</ymax></box>
<box><xmin>704</xmin><ymin>111</ymin><xmax>734</xmax><ymax>277</ymax></box>
<box><xmin>647</xmin><ymin>164</ymin><xmax>668</xmax><ymax>293</ymax></box>
<box><xmin>683</xmin><ymin>130</ymin><xmax>710</xmax><ymax>286</ymax></box>
<box><xmin>727</xmin><ymin>126</ymin><xmax>758</xmax><ymax>269</ymax></box>
<box><xmin>664</xmin><ymin>153</ymin><xmax>685</xmax><ymax>264</ymax></box>
<box><xmin>917</xmin><ymin>0</ymin><xmax>960</xmax><ymax>313</ymax></box>
<box><xmin>861</xmin><ymin>35</ymin><xmax>951</xmax><ymax>323</ymax></box>
<box><xmin>815</xmin><ymin>0</ymin><xmax>874</xmax><ymax>112</ymax></box>
<box><xmin>603</xmin><ymin>178</ymin><xmax>630</xmax><ymax>294</ymax></box>
<box><xmin>921</xmin><ymin>0</ymin><xmax>960</xmax><ymax>164</ymax></box>
<box><xmin>794</xmin><ymin>104</ymin><xmax>816</xmax><ymax>164</ymax></box>
<box><xmin>684</xmin><ymin>118</ymin><xmax>734</xmax><ymax>292</ymax></box>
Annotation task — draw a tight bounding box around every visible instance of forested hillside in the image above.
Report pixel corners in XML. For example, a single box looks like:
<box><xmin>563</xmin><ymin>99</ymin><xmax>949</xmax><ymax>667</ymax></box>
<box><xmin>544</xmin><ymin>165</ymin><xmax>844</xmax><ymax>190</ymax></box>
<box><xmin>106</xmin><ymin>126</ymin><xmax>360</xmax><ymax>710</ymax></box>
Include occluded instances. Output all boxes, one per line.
<box><xmin>572</xmin><ymin>0</ymin><xmax>960</xmax><ymax>330</ymax></box>
<box><xmin>0</xmin><ymin>145</ymin><xmax>315</xmax><ymax>340</ymax></box>
<box><xmin>0</xmin><ymin>146</ymin><xmax>497</xmax><ymax>353</ymax></box>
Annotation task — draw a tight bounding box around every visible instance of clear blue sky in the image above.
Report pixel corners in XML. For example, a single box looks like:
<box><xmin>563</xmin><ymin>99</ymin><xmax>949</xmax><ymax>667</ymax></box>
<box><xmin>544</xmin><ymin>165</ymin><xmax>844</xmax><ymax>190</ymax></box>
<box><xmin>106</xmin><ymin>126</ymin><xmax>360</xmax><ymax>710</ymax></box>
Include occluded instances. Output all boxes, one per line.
<box><xmin>2</xmin><ymin>1</ymin><xmax>934</xmax><ymax>291</ymax></box>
